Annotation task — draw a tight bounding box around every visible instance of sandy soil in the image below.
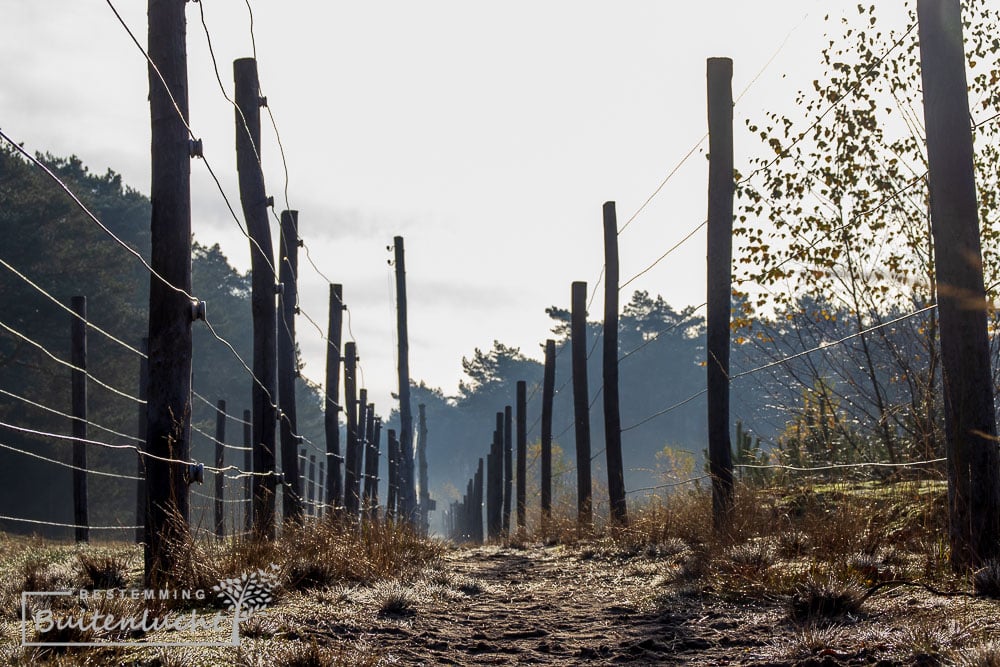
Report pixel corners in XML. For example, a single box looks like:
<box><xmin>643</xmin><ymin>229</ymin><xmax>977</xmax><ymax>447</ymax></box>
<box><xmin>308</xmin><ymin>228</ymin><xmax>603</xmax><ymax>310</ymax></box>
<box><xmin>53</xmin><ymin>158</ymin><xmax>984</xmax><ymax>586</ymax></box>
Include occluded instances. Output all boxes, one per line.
<box><xmin>263</xmin><ymin>543</ymin><xmax>1000</xmax><ymax>666</ymax></box>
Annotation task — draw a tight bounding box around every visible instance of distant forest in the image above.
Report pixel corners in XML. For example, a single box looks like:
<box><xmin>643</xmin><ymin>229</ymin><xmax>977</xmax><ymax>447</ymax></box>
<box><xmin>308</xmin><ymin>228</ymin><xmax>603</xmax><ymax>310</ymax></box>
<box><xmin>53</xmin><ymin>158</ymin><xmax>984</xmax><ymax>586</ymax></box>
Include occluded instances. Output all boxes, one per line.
<box><xmin>0</xmin><ymin>145</ymin><xmax>958</xmax><ymax>536</ymax></box>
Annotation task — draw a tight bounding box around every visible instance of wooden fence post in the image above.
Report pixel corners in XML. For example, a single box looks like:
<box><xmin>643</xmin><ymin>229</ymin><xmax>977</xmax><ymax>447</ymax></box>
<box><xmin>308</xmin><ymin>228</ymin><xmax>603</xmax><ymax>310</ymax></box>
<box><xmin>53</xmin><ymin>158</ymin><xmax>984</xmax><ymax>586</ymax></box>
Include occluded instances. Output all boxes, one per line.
<box><xmin>417</xmin><ymin>403</ymin><xmax>432</xmax><ymax>534</ymax></box>
<box><xmin>541</xmin><ymin>339</ymin><xmax>555</xmax><ymax>529</ymax></box>
<box><xmin>235</xmin><ymin>57</ymin><xmax>277</xmax><ymax>540</ymax></box>
<box><xmin>602</xmin><ymin>202</ymin><xmax>628</xmax><ymax>526</ymax></box>
<box><xmin>278</xmin><ymin>209</ymin><xmax>302</xmax><ymax>522</ymax></box>
<box><xmin>367</xmin><ymin>417</ymin><xmax>382</xmax><ymax>519</ymax></box>
<box><xmin>571</xmin><ymin>282</ymin><xmax>593</xmax><ymax>527</ymax></box>
<box><xmin>343</xmin><ymin>343</ymin><xmax>360</xmax><ymax>516</ymax></box>
<box><xmin>353</xmin><ymin>391</ymin><xmax>368</xmax><ymax>518</ymax></box>
<box><xmin>317</xmin><ymin>461</ymin><xmax>325</xmax><ymax>517</ymax></box>
<box><xmin>325</xmin><ymin>284</ymin><xmax>344</xmax><ymax>508</ymax></box>
<box><xmin>392</xmin><ymin>236</ymin><xmax>417</xmax><ymax>521</ymax></box>
<box><xmin>387</xmin><ymin>429</ymin><xmax>398</xmax><ymax>520</ymax></box>
<box><xmin>474</xmin><ymin>457</ymin><xmax>485</xmax><ymax>543</ymax></box>
<box><xmin>917</xmin><ymin>0</ymin><xmax>1000</xmax><ymax>567</ymax></box>
<box><xmin>71</xmin><ymin>296</ymin><xmax>88</xmax><ymax>543</ymax></box>
<box><xmin>307</xmin><ymin>454</ymin><xmax>317</xmax><ymax>517</ymax></box>
<box><xmin>516</xmin><ymin>380</ymin><xmax>527</xmax><ymax>532</ymax></box>
<box><xmin>145</xmin><ymin>0</ymin><xmax>194</xmax><ymax>584</ymax></box>
<box><xmin>214</xmin><ymin>400</ymin><xmax>226</xmax><ymax>538</ymax></box>
<box><xmin>136</xmin><ymin>337</ymin><xmax>148</xmax><ymax>544</ymax></box>
<box><xmin>503</xmin><ymin>405</ymin><xmax>513</xmax><ymax>537</ymax></box>
<box><xmin>363</xmin><ymin>405</ymin><xmax>377</xmax><ymax>517</ymax></box>
<box><xmin>243</xmin><ymin>409</ymin><xmax>252</xmax><ymax>533</ymax></box>
<box><xmin>706</xmin><ymin>57</ymin><xmax>735</xmax><ymax>530</ymax></box>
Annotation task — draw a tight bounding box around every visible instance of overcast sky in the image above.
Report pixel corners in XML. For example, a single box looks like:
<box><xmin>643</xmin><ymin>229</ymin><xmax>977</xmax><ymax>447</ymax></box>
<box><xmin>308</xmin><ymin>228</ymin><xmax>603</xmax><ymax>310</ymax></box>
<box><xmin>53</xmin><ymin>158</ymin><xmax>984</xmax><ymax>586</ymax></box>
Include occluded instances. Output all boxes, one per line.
<box><xmin>2</xmin><ymin>0</ymin><xmax>902</xmax><ymax>414</ymax></box>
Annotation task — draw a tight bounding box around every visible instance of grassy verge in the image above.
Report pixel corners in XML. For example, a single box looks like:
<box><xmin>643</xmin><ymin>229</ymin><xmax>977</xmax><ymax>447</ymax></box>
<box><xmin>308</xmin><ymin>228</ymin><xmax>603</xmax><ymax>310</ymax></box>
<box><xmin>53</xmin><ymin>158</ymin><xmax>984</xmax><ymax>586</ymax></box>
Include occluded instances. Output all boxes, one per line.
<box><xmin>0</xmin><ymin>516</ymin><xmax>441</xmax><ymax>666</ymax></box>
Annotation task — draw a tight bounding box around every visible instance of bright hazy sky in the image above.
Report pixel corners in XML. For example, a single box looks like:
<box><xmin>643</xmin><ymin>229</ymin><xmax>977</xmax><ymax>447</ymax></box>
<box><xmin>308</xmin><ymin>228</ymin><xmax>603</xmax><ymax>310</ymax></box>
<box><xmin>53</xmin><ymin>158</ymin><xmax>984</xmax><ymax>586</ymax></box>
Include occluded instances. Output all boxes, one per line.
<box><xmin>2</xmin><ymin>1</ymin><xmax>904</xmax><ymax>413</ymax></box>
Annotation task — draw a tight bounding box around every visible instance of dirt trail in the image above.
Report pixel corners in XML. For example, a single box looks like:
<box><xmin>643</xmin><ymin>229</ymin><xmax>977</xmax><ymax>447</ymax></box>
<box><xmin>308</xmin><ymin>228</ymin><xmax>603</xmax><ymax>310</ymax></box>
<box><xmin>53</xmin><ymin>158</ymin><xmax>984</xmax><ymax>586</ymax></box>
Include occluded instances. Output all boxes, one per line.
<box><xmin>358</xmin><ymin>545</ymin><xmax>786</xmax><ymax>665</ymax></box>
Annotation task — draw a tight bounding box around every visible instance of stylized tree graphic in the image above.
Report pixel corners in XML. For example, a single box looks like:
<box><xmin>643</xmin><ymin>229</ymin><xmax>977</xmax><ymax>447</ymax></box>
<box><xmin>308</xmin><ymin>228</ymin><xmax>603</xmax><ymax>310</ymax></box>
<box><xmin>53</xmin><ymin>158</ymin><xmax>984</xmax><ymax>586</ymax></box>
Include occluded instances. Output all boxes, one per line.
<box><xmin>212</xmin><ymin>564</ymin><xmax>279</xmax><ymax>645</ymax></box>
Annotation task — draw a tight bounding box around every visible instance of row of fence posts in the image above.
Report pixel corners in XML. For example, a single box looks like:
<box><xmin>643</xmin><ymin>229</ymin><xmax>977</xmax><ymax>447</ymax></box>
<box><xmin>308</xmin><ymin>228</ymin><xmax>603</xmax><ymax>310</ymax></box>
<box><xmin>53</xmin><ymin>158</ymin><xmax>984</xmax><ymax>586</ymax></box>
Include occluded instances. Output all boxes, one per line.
<box><xmin>42</xmin><ymin>0</ymin><xmax>999</xmax><ymax>576</ymax></box>
<box><xmin>445</xmin><ymin>380</ymin><xmax>532</xmax><ymax>542</ymax></box>
<box><xmin>139</xmin><ymin>0</ymin><xmax>429</xmax><ymax>584</ymax></box>
<box><xmin>442</xmin><ymin>57</ymin><xmax>731</xmax><ymax>541</ymax></box>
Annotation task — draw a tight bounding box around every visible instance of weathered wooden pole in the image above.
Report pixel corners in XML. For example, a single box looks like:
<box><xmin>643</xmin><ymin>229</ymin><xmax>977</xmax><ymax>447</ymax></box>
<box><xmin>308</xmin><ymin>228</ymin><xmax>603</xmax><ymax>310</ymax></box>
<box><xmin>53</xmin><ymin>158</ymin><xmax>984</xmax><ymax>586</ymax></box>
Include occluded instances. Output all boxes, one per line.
<box><xmin>354</xmin><ymin>391</ymin><xmax>369</xmax><ymax>518</ymax></box>
<box><xmin>570</xmin><ymin>282</ymin><xmax>593</xmax><ymax>527</ymax></box>
<box><xmin>367</xmin><ymin>417</ymin><xmax>382</xmax><ymax>518</ymax></box>
<box><xmin>343</xmin><ymin>343</ymin><xmax>360</xmax><ymax>516</ymax></box>
<box><xmin>278</xmin><ymin>209</ymin><xmax>303</xmax><ymax>523</ymax></box>
<box><xmin>392</xmin><ymin>236</ymin><xmax>417</xmax><ymax>521</ymax></box>
<box><xmin>235</xmin><ymin>57</ymin><xmax>277</xmax><ymax>540</ymax></box>
<box><xmin>706</xmin><ymin>57</ymin><xmax>735</xmax><ymax>530</ymax></box>
<box><xmin>135</xmin><ymin>338</ymin><xmax>148</xmax><ymax>544</ymax></box>
<box><xmin>325</xmin><ymin>284</ymin><xmax>344</xmax><ymax>509</ymax></box>
<box><xmin>70</xmin><ymin>296</ymin><xmax>88</xmax><ymax>543</ymax></box>
<box><xmin>516</xmin><ymin>380</ymin><xmax>527</xmax><ymax>532</ymax></box>
<box><xmin>307</xmin><ymin>454</ymin><xmax>317</xmax><ymax>517</ymax></box>
<box><xmin>417</xmin><ymin>403</ymin><xmax>432</xmax><ymax>534</ymax></box>
<box><xmin>474</xmin><ymin>457</ymin><xmax>485</xmax><ymax>544</ymax></box>
<box><xmin>317</xmin><ymin>461</ymin><xmax>325</xmax><ymax>517</ymax></box>
<box><xmin>362</xmin><ymin>404</ymin><xmax>377</xmax><ymax>515</ymax></box>
<box><xmin>918</xmin><ymin>0</ymin><xmax>1000</xmax><ymax>568</ymax></box>
<box><xmin>242</xmin><ymin>409</ymin><xmax>251</xmax><ymax>533</ymax></box>
<box><xmin>146</xmin><ymin>0</ymin><xmax>194</xmax><ymax>583</ymax></box>
<box><xmin>502</xmin><ymin>405</ymin><xmax>513</xmax><ymax>537</ymax></box>
<box><xmin>386</xmin><ymin>429</ymin><xmax>399</xmax><ymax>520</ymax></box>
<box><xmin>602</xmin><ymin>202</ymin><xmax>628</xmax><ymax>526</ymax></box>
<box><xmin>213</xmin><ymin>400</ymin><xmax>226</xmax><ymax>538</ymax></box>
<box><xmin>487</xmin><ymin>437</ymin><xmax>498</xmax><ymax>541</ymax></box>
<box><xmin>541</xmin><ymin>339</ymin><xmax>555</xmax><ymax>528</ymax></box>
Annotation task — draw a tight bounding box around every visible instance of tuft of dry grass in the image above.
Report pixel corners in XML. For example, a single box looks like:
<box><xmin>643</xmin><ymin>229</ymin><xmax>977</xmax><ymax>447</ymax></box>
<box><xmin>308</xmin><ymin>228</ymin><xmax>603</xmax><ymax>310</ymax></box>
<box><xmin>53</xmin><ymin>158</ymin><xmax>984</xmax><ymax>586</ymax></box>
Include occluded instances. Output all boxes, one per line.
<box><xmin>373</xmin><ymin>580</ymin><xmax>418</xmax><ymax>618</ymax></box>
<box><xmin>788</xmin><ymin>574</ymin><xmax>865</xmax><ymax>622</ymax></box>
<box><xmin>973</xmin><ymin>561</ymin><xmax>1000</xmax><ymax>598</ymax></box>
<box><xmin>76</xmin><ymin>552</ymin><xmax>130</xmax><ymax>590</ymax></box>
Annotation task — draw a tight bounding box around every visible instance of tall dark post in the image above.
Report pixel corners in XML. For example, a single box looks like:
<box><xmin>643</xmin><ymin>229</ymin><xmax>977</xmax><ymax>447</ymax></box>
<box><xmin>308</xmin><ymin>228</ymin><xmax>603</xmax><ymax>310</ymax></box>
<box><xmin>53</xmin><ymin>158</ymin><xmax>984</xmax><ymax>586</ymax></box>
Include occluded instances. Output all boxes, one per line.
<box><xmin>366</xmin><ymin>417</ymin><xmax>382</xmax><ymax>517</ymax></box>
<box><xmin>516</xmin><ymin>380</ymin><xmax>527</xmax><ymax>532</ymax></box>
<box><xmin>362</xmin><ymin>404</ymin><xmax>377</xmax><ymax>515</ymax></box>
<box><xmin>70</xmin><ymin>296</ymin><xmax>88</xmax><ymax>543</ymax></box>
<box><xmin>307</xmin><ymin>454</ymin><xmax>317</xmax><ymax>517</ymax></box>
<box><xmin>343</xmin><ymin>343</ymin><xmax>360</xmax><ymax>516</ymax></box>
<box><xmin>242</xmin><ymin>409</ymin><xmax>252</xmax><ymax>532</ymax></box>
<box><xmin>235</xmin><ymin>57</ymin><xmax>277</xmax><ymax>540</ymax></box>
<box><xmin>602</xmin><ymin>202</ymin><xmax>628</xmax><ymax>526</ymax></box>
<box><xmin>354</xmin><ymin>392</ymin><xmax>369</xmax><ymax>517</ymax></box>
<box><xmin>325</xmin><ymin>284</ymin><xmax>344</xmax><ymax>508</ymax></box>
<box><xmin>277</xmin><ymin>210</ymin><xmax>302</xmax><ymax>522</ymax></box>
<box><xmin>317</xmin><ymin>462</ymin><xmax>325</xmax><ymax>517</ymax></box>
<box><xmin>417</xmin><ymin>404</ymin><xmax>432</xmax><ymax>534</ymax></box>
<box><xmin>541</xmin><ymin>340</ymin><xmax>555</xmax><ymax>527</ymax></box>
<box><xmin>136</xmin><ymin>338</ymin><xmax>149</xmax><ymax>544</ymax></box>
<box><xmin>386</xmin><ymin>429</ymin><xmax>399</xmax><ymax>520</ymax></box>
<box><xmin>474</xmin><ymin>458</ymin><xmax>485</xmax><ymax>544</ymax></box>
<box><xmin>570</xmin><ymin>282</ymin><xmax>593</xmax><ymax>527</ymax></box>
<box><xmin>392</xmin><ymin>236</ymin><xmax>417</xmax><ymax>520</ymax></box>
<box><xmin>918</xmin><ymin>0</ymin><xmax>1000</xmax><ymax>568</ymax></box>
<box><xmin>214</xmin><ymin>400</ymin><xmax>226</xmax><ymax>538</ymax></box>
<box><xmin>502</xmin><ymin>405</ymin><xmax>513</xmax><ymax>536</ymax></box>
<box><xmin>146</xmin><ymin>0</ymin><xmax>194</xmax><ymax>583</ymax></box>
<box><xmin>706</xmin><ymin>57</ymin><xmax>735</xmax><ymax>530</ymax></box>
<box><xmin>488</xmin><ymin>421</ymin><xmax>503</xmax><ymax>540</ymax></box>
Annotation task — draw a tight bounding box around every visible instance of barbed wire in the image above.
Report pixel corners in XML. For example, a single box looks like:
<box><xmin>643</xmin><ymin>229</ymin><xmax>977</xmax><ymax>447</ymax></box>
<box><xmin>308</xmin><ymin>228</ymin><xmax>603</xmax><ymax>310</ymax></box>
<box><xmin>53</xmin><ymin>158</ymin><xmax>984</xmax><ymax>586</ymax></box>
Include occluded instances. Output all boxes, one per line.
<box><xmin>0</xmin><ymin>514</ymin><xmax>140</xmax><ymax>531</ymax></box>
<box><xmin>0</xmin><ymin>388</ymin><xmax>144</xmax><ymax>446</ymax></box>
<box><xmin>0</xmin><ymin>258</ymin><xmax>146</xmax><ymax>359</ymax></box>
<box><xmin>0</xmin><ymin>319</ymin><xmax>144</xmax><ymax>405</ymax></box>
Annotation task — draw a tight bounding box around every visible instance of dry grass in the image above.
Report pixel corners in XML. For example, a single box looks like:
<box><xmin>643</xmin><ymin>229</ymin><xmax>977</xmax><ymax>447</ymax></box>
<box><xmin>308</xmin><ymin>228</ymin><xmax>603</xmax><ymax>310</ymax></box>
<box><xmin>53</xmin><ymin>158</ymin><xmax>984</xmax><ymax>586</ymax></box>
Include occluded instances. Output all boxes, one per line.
<box><xmin>0</xmin><ymin>515</ymin><xmax>441</xmax><ymax>665</ymax></box>
<box><xmin>509</xmin><ymin>477</ymin><xmax>979</xmax><ymax>623</ymax></box>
